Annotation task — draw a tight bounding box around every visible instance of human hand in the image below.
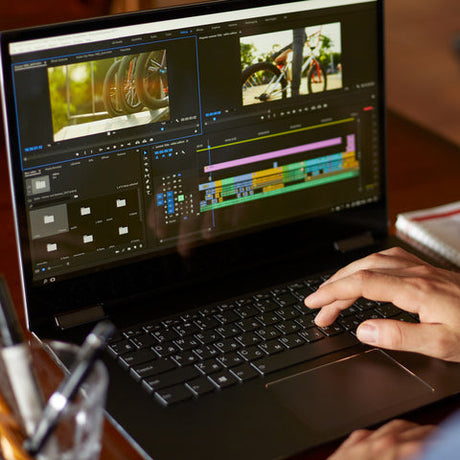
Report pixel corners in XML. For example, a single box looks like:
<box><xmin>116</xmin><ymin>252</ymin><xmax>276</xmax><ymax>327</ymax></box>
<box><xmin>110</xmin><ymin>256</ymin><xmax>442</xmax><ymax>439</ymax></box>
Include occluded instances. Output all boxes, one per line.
<box><xmin>327</xmin><ymin>419</ymin><xmax>436</xmax><ymax>460</ymax></box>
<box><xmin>304</xmin><ymin>247</ymin><xmax>460</xmax><ymax>362</ymax></box>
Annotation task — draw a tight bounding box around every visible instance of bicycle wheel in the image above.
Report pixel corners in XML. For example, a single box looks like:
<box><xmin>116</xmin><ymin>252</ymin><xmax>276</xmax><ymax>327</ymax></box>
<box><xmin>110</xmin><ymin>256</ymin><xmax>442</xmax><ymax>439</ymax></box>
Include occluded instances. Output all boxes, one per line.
<box><xmin>135</xmin><ymin>51</ymin><xmax>169</xmax><ymax>110</ymax></box>
<box><xmin>241</xmin><ymin>62</ymin><xmax>287</xmax><ymax>104</ymax></box>
<box><xmin>306</xmin><ymin>61</ymin><xmax>327</xmax><ymax>93</ymax></box>
<box><xmin>117</xmin><ymin>55</ymin><xmax>144</xmax><ymax>114</ymax></box>
<box><xmin>102</xmin><ymin>60</ymin><xmax>124</xmax><ymax>117</ymax></box>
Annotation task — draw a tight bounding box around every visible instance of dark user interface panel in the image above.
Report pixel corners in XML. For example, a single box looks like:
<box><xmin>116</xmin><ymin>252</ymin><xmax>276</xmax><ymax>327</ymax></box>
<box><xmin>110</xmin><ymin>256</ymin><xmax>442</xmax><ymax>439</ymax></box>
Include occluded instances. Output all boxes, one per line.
<box><xmin>8</xmin><ymin>0</ymin><xmax>382</xmax><ymax>282</ymax></box>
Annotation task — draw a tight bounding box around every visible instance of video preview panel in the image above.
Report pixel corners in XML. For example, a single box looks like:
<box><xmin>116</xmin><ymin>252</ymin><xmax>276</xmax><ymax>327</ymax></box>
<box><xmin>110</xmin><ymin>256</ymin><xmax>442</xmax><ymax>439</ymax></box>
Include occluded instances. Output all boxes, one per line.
<box><xmin>47</xmin><ymin>50</ymin><xmax>170</xmax><ymax>141</ymax></box>
<box><xmin>240</xmin><ymin>22</ymin><xmax>342</xmax><ymax>106</ymax></box>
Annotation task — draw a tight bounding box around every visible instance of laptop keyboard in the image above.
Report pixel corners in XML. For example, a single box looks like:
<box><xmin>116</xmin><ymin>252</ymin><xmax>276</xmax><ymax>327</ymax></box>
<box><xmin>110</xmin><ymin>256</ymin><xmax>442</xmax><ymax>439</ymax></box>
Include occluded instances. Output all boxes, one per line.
<box><xmin>107</xmin><ymin>274</ymin><xmax>418</xmax><ymax>407</ymax></box>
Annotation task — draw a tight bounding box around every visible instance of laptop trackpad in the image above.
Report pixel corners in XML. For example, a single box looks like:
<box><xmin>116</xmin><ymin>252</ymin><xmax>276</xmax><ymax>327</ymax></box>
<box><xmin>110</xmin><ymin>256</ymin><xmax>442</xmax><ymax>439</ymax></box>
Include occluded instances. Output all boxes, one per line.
<box><xmin>267</xmin><ymin>349</ymin><xmax>434</xmax><ymax>435</ymax></box>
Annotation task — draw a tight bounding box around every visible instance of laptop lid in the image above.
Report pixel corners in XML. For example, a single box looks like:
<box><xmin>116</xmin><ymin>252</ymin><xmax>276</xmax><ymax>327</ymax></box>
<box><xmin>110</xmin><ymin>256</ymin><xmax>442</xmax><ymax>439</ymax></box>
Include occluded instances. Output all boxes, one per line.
<box><xmin>0</xmin><ymin>0</ymin><xmax>386</xmax><ymax>336</ymax></box>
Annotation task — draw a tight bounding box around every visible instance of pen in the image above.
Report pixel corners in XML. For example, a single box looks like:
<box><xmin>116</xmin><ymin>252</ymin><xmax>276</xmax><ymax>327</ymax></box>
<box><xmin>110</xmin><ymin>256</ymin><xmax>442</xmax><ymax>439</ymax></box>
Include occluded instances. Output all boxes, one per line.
<box><xmin>0</xmin><ymin>276</ymin><xmax>44</xmax><ymax>437</ymax></box>
<box><xmin>23</xmin><ymin>320</ymin><xmax>115</xmax><ymax>456</ymax></box>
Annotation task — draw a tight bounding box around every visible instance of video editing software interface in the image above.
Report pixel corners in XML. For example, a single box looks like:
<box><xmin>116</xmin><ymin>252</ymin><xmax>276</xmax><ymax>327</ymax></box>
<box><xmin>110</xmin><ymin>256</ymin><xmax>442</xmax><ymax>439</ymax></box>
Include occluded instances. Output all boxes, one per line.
<box><xmin>8</xmin><ymin>0</ymin><xmax>382</xmax><ymax>283</ymax></box>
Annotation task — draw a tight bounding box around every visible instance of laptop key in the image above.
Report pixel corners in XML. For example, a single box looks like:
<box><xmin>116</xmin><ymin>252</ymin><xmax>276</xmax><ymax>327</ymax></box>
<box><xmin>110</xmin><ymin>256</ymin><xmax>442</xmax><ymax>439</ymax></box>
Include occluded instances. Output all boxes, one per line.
<box><xmin>236</xmin><ymin>318</ymin><xmax>260</xmax><ymax>332</ymax></box>
<box><xmin>238</xmin><ymin>346</ymin><xmax>266</xmax><ymax>361</ymax></box>
<box><xmin>155</xmin><ymin>384</ymin><xmax>194</xmax><ymax>406</ymax></box>
<box><xmin>276</xmin><ymin>319</ymin><xmax>301</xmax><ymax>335</ymax></box>
<box><xmin>173</xmin><ymin>336</ymin><xmax>201</xmax><ymax>352</ymax></box>
<box><xmin>275</xmin><ymin>306</ymin><xmax>300</xmax><ymax>321</ymax></box>
<box><xmin>274</xmin><ymin>293</ymin><xmax>298</xmax><ymax>307</ymax></box>
<box><xmin>295</xmin><ymin>314</ymin><xmax>316</xmax><ymax>329</ymax></box>
<box><xmin>107</xmin><ymin>339</ymin><xmax>136</xmax><ymax>357</ymax></box>
<box><xmin>293</xmin><ymin>302</ymin><xmax>313</xmax><ymax>315</ymax></box>
<box><xmin>299</xmin><ymin>327</ymin><xmax>325</xmax><ymax>342</ymax></box>
<box><xmin>252</xmin><ymin>333</ymin><xmax>359</xmax><ymax>375</ymax></box>
<box><xmin>215</xmin><ymin>324</ymin><xmax>241</xmax><ymax>338</ymax></box>
<box><xmin>256</xmin><ymin>312</ymin><xmax>282</xmax><ymax>327</ymax></box>
<box><xmin>195</xmin><ymin>330</ymin><xmax>220</xmax><ymax>344</ymax></box>
<box><xmin>319</xmin><ymin>324</ymin><xmax>344</xmax><ymax>337</ymax></box>
<box><xmin>217</xmin><ymin>302</ymin><xmax>236</xmax><ymax>312</ymax></box>
<box><xmin>217</xmin><ymin>352</ymin><xmax>245</xmax><ymax>368</ymax></box>
<box><xmin>171</xmin><ymin>350</ymin><xmax>198</xmax><ymax>367</ymax></box>
<box><xmin>278</xmin><ymin>333</ymin><xmax>305</xmax><ymax>349</ymax></box>
<box><xmin>195</xmin><ymin>358</ymin><xmax>224</xmax><ymax>375</ymax></box>
<box><xmin>151</xmin><ymin>329</ymin><xmax>179</xmax><ymax>343</ymax></box>
<box><xmin>174</xmin><ymin>322</ymin><xmax>199</xmax><ymax>337</ymax></box>
<box><xmin>152</xmin><ymin>341</ymin><xmax>179</xmax><ymax>358</ymax></box>
<box><xmin>198</xmin><ymin>306</ymin><xmax>220</xmax><ymax>316</ymax></box>
<box><xmin>123</xmin><ymin>328</ymin><xmax>144</xmax><ymax>338</ymax></box>
<box><xmin>271</xmin><ymin>287</ymin><xmax>289</xmax><ymax>296</ymax></box>
<box><xmin>254</xmin><ymin>292</ymin><xmax>271</xmax><ymax>301</ymax></box>
<box><xmin>142</xmin><ymin>366</ymin><xmax>200</xmax><ymax>393</ymax></box>
<box><xmin>130</xmin><ymin>358</ymin><xmax>177</xmax><ymax>381</ymax></box>
<box><xmin>208</xmin><ymin>370</ymin><xmax>238</xmax><ymax>389</ymax></box>
<box><xmin>255</xmin><ymin>326</ymin><xmax>281</xmax><ymax>341</ymax></box>
<box><xmin>180</xmin><ymin>312</ymin><xmax>201</xmax><ymax>322</ymax></box>
<box><xmin>254</xmin><ymin>299</ymin><xmax>279</xmax><ymax>313</ymax></box>
<box><xmin>258</xmin><ymin>340</ymin><xmax>285</xmax><ymax>355</ymax></box>
<box><xmin>234</xmin><ymin>305</ymin><xmax>260</xmax><ymax>319</ymax></box>
<box><xmin>214</xmin><ymin>338</ymin><xmax>240</xmax><ymax>354</ymax></box>
<box><xmin>194</xmin><ymin>316</ymin><xmax>219</xmax><ymax>330</ymax></box>
<box><xmin>338</xmin><ymin>316</ymin><xmax>361</xmax><ymax>333</ymax></box>
<box><xmin>186</xmin><ymin>377</ymin><xmax>216</xmax><ymax>396</ymax></box>
<box><xmin>119</xmin><ymin>348</ymin><xmax>156</xmax><ymax>369</ymax></box>
<box><xmin>131</xmin><ymin>333</ymin><xmax>157</xmax><ymax>349</ymax></box>
<box><xmin>230</xmin><ymin>363</ymin><xmax>261</xmax><ymax>382</ymax></box>
<box><xmin>214</xmin><ymin>310</ymin><xmax>239</xmax><ymax>325</ymax></box>
<box><xmin>235</xmin><ymin>332</ymin><xmax>261</xmax><ymax>347</ymax></box>
<box><xmin>291</xmin><ymin>286</ymin><xmax>313</xmax><ymax>298</ymax></box>
<box><xmin>193</xmin><ymin>344</ymin><xmax>220</xmax><ymax>360</ymax></box>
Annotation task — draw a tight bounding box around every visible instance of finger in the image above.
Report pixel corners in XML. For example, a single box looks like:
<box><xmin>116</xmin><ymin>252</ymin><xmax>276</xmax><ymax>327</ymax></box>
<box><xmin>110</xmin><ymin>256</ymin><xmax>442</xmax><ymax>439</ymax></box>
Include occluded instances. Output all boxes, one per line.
<box><xmin>396</xmin><ymin>424</ymin><xmax>436</xmax><ymax>443</ymax></box>
<box><xmin>369</xmin><ymin>419</ymin><xmax>420</xmax><ymax>440</ymax></box>
<box><xmin>305</xmin><ymin>297</ymin><xmax>352</xmax><ymax>312</ymax></box>
<box><xmin>370</xmin><ymin>437</ymin><xmax>425</xmax><ymax>460</ymax></box>
<box><xmin>305</xmin><ymin>269</ymin><xmax>424</xmax><ymax>315</ymax></box>
<box><xmin>321</xmin><ymin>248</ymin><xmax>424</xmax><ymax>287</ymax></box>
<box><xmin>313</xmin><ymin>300</ymin><xmax>353</xmax><ymax>327</ymax></box>
<box><xmin>340</xmin><ymin>428</ymin><xmax>373</xmax><ymax>448</ymax></box>
<box><xmin>394</xmin><ymin>440</ymin><xmax>427</xmax><ymax>460</ymax></box>
<box><xmin>356</xmin><ymin>320</ymin><xmax>459</xmax><ymax>361</ymax></box>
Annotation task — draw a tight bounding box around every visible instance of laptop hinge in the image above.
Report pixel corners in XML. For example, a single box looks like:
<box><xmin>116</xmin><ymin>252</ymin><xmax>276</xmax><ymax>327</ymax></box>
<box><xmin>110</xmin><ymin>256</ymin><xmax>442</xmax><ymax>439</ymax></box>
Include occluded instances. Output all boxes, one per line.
<box><xmin>334</xmin><ymin>231</ymin><xmax>375</xmax><ymax>253</ymax></box>
<box><xmin>54</xmin><ymin>304</ymin><xmax>106</xmax><ymax>330</ymax></box>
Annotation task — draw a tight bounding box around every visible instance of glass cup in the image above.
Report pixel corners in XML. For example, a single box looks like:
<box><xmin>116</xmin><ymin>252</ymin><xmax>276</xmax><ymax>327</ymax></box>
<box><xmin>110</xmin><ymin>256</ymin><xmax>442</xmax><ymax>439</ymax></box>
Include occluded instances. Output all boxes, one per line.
<box><xmin>0</xmin><ymin>339</ymin><xmax>108</xmax><ymax>460</ymax></box>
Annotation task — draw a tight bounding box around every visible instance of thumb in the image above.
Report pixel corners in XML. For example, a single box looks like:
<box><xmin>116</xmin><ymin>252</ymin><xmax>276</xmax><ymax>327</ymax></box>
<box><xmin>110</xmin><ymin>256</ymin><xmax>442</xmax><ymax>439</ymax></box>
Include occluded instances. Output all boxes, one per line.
<box><xmin>356</xmin><ymin>320</ymin><xmax>451</xmax><ymax>360</ymax></box>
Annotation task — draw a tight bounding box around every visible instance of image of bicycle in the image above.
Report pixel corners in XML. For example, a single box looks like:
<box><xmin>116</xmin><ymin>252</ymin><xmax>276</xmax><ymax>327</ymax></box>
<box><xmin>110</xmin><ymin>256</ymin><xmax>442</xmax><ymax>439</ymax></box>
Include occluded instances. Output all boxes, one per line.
<box><xmin>241</xmin><ymin>24</ymin><xmax>342</xmax><ymax>106</ymax></box>
<box><xmin>47</xmin><ymin>49</ymin><xmax>170</xmax><ymax>142</ymax></box>
<box><xmin>103</xmin><ymin>50</ymin><xmax>169</xmax><ymax>117</ymax></box>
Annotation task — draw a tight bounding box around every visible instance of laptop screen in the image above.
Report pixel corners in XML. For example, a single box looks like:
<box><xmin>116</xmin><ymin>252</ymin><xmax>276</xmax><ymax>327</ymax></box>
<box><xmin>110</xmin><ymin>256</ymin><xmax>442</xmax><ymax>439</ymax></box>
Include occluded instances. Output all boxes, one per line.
<box><xmin>1</xmin><ymin>0</ymin><xmax>384</xmax><ymax>294</ymax></box>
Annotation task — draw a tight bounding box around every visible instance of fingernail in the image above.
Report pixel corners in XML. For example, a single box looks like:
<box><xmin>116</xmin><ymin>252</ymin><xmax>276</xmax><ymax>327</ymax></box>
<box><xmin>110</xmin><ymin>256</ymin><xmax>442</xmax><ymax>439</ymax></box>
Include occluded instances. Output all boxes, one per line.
<box><xmin>304</xmin><ymin>292</ymin><xmax>317</xmax><ymax>306</ymax></box>
<box><xmin>357</xmin><ymin>323</ymin><xmax>377</xmax><ymax>344</ymax></box>
<box><xmin>314</xmin><ymin>309</ymin><xmax>325</xmax><ymax>325</ymax></box>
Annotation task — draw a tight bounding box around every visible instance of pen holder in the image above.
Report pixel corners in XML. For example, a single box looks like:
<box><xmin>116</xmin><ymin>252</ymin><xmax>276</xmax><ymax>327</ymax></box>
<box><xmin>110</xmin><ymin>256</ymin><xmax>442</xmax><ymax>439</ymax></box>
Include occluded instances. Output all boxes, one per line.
<box><xmin>0</xmin><ymin>340</ymin><xmax>108</xmax><ymax>460</ymax></box>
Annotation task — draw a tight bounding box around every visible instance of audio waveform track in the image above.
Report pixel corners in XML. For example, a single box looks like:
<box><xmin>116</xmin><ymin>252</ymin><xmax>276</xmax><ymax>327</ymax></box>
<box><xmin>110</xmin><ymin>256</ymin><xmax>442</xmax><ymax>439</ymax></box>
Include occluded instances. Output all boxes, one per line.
<box><xmin>199</xmin><ymin>134</ymin><xmax>359</xmax><ymax>212</ymax></box>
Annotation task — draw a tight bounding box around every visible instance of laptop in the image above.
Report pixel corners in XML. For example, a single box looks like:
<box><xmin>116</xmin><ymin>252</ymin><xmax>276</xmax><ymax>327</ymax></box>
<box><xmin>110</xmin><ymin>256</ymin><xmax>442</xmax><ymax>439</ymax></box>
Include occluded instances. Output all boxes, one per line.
<box><xmin>1</xmin><ymin>0</ymin><xmax>460</xmax><ymax>458</ymax></box>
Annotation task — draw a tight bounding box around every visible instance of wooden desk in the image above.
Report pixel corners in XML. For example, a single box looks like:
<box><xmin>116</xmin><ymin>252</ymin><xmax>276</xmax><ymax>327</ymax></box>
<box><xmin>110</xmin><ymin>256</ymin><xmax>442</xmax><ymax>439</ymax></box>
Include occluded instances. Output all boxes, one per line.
<box><xmin>1</xmin><ymin>112</ymin><xmax>460</xmax><ymax>459</ymax></box>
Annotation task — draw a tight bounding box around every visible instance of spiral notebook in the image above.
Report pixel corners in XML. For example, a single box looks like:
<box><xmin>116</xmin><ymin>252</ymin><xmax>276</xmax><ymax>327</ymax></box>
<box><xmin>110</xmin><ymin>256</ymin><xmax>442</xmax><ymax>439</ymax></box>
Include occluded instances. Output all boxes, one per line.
<box><xmin>396</xmin><ymin>201</ymin><xmax>460</xmax><ymax>267</ymax></box>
